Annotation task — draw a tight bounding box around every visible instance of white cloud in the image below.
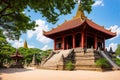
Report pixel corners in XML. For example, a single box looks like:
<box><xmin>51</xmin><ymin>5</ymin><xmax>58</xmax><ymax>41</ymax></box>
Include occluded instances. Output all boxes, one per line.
<box><xmin>92</xmin><ymin>0</ymin><xmax>104</xmax><ymax>7</ymax></box>
<box><xmin>108</xmin><ymin>25</ymin><xmax>120</xmax><ymax>40</ymax></box>
<box><xmin>6</xmin><ymin>38</ymin><xmax>35</xmax><ymax>48</ymax></box>
<box><xmin>41</xmin><ymin>45</ymin><xmax>50</xmax><ymax>50</ymax></box>
<box><xmin>106</xmin><ymin>43</ymin><xmax>117</xmax><ymax>51</ymax></box>
<box><xmin>6</xmin><ymin>39</ymin><xmax>24</xmax><ymax>48</ymax></box>
<box><xmin>28</xmin><ymin>45</ymin><xmax>35</xmax><ymax>48</ymax></box>
<box><xmin>27</xmin><ymin>19</ymin><xmax>51</xmax><ymax>44</ymax></box>
<box><xmin>12</xmin><ymin>41</ymin><xmax>24</xmax><ymax>48</ymax></box>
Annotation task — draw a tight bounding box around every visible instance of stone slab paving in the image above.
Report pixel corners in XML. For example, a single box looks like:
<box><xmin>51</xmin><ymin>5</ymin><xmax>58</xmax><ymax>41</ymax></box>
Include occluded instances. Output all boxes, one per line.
<box><xmin>0</xmin><ymin>67</ymin><xmax>120</xmax><ymax>80</ymax></box>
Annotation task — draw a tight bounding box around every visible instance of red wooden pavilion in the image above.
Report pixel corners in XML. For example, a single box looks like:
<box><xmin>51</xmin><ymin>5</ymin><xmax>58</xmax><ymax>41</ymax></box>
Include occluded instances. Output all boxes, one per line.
<box><xmin>43</xmin><ymin>10</ymin><xmax>116</xmax><ymax>50</ymax></box>
<box><xmin>10</xmin><ymin>49</ymin><xmax>23</xmax><ymax>68</ymax></box>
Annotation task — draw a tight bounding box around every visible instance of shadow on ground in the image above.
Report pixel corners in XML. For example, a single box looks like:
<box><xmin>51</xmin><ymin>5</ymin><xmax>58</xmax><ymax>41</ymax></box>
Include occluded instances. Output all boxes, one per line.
<box><xmin>0</xmin><ymin>68</ymin><xmax>33</xmax><ymax>74</ymax></box>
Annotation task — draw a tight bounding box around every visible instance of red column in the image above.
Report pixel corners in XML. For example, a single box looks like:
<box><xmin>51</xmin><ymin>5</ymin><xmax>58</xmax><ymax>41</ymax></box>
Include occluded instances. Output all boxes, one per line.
<box><xmin>103</xmin><ymin>37</ymin><xmax>105</xmax><ymax>50</ymax></box>
<box><xmin>94</xmin><ymin>35</ymin><xmax>97</xmax><ymax>49</ymax></box>
<box><xmin>66</xmin><ymin>39</ymin><xmax>68</xmax><ymax>49</ymax></box>
<box><xmin>72</xmin><ymin>34</ymin><xmax>75</xmax><ymax>48</ymax></box>
<box><xmin>54</xmin><ymin>38</ymin><xmax>56</xmax><ymax>50</ymax></box>
<box><xmin>81</xmin><ymin>32</ymin><xmax>84</xmax><ymax>48</ymax></box>
<box><xmin>62</xmin><ymin>36</ymin><xmax>65</xmax><ymax>50</ymax></box>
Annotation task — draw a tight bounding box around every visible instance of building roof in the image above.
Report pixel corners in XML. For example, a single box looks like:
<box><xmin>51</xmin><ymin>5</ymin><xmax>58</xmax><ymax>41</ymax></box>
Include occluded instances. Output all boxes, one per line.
<box><xmin>85</xmin><ymin>19</ymin><xmax>116</xmax><ymax>36</ymax></box>
<box><xmin>44</xmin><ymin>18</ymin><xmax>83</xmax><ymax>36</ymax></box>
<box><xmin>10</xmin><ymin>49</ymin><xmax>23</xmax><ymax>59</ymax></box>
<box><xmin>43</xmin><ymin>8</ymin><xmax>116</xmax><ymax>39</ymax></box>
<box><xmin>43</xmin><ymin>17</ymin><xmax>116</xmax><ymax>38</ymax></box>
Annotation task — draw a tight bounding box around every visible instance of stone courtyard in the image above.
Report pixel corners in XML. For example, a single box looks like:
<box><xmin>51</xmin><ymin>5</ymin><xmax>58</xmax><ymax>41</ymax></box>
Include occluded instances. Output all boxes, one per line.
<box><xmin>0</xmin><ymin>67</ymin><xmax>120</xmax><ymax>80</ymax></box>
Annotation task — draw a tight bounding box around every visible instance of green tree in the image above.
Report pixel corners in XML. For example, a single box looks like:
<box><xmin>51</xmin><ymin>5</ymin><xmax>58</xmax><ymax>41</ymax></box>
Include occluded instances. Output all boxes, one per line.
<box><xmin>18</xmin><ymin>47</ymin><xmax>42</xmax><ymax>64</ymax></box>
<box><xmin>79</xmin><ymin>0</ymin><xmax>94</xmax><ymax>13</ymax></box>
<box><xmin>0</xmin><ymin>29</ymin><xmax>15</xmax><ymax>67</ymax></box>
<box><xmin>40</xmin><ymin>49</ymin><xmax>52</xmax><ymax>58</ymax></box>
<box><xmin>0</xmin><ymin>0</ymin><xmax>94</xmax><ymax>40</ymax></box>
<box><xmin>115</xmin><ymin>44</ymin><xmax>120</xmax><ymax>55</ymax></box>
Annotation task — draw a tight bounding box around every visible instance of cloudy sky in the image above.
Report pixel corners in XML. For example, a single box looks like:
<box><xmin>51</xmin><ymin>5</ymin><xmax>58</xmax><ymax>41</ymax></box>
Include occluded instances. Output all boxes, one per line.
<box><xmin>7</xmin><ymin>0</ymin><xmax>120</xmax><ymax>51</ymax></box>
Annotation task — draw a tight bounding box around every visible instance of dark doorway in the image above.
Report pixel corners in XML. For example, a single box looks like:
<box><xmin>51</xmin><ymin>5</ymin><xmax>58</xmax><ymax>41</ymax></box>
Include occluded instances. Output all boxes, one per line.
<box><xmin>87</xmin><ymin>36</ymin><xmax>94</xmax><ymax>48</ymax></box>
<box><xmin>65</xmin><ymin>35</ymin><xmax>73</xmax><ymax>49</ymax></box>
<box><xmin>97</xmin><ymin>42</ymin><xmax>103</xmax><ymax>49</ymax></box>
<box><xmin>75</xmin><ymin>33</ymin><xmax>81</xmax><ymax>47</ymax></box>
<box><xmin>56</xmin><ymin>37</ymin><xmax>62</xmax><ymax>49</ymax></box>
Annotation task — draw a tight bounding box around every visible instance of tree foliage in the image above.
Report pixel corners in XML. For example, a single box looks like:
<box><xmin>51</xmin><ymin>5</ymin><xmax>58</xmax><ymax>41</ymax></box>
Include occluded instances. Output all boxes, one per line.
<box><xmin>0</xmin><ymin>0</ymin><xmax>94</xmax><ymax>40</ymax></box>
<box><xmin>18</xmin><ymin>47</ymin><xmax>41</xmax><ymax>64</ymax></box>
<box><xmin>0</xmin><ymin>29</ymin><xmax>52</xmax><ymax>67</ymax></box>
<box><xmin>0</xmin><ymin>29</ymin><xmax>15</xmax><ymax>67</ymax></box>
<box><xmin>79</xmin><ymin>0</ymin><xmax>94</xmax><ymax>13</ymax></box>
<box><xmin>18</xmin><ymin>47</ymin><xmax>52</xmax><ymax>64</ymax></box>
<box><xmin>115</xmin><ymin>44</ymin><xmax>120</xmax><ymax>55</ymax></box>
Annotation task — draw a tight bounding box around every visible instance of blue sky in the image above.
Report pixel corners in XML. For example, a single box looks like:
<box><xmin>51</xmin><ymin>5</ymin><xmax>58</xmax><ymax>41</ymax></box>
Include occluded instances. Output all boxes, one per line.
<box><xmin>7</xmin><ymin>0</ymin><xmax>120</xmax><ymax>51</ymax></box>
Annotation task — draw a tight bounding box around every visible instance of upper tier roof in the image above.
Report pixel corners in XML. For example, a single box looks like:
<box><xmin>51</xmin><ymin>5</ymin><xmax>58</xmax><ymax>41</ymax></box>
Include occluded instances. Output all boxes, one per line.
<box><xmin>43</xmin><ymin>17</ymin><xmax>116</xmax><ymax>38</ymax></box>
<box><xmin>43</xmin><ymin>6</ymin><xmax>116</xmax><ymax>39</ymax></box>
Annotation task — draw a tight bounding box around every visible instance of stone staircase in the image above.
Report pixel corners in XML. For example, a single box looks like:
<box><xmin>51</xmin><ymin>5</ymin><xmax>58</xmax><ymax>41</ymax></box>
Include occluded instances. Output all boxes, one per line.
<box><xmin>40</xmin><ymin>48</ymin><xmax>112</xmax><ymax>71</ymax></box>
<box><xmin>41</xmin><ymin>49</ymin><xmax>74</xmax><ymax>70</ymax></box>
<box><xmin>73</xmin><ymin>48</ymin><xmax>101</xmax><ymax>70</ymax></box>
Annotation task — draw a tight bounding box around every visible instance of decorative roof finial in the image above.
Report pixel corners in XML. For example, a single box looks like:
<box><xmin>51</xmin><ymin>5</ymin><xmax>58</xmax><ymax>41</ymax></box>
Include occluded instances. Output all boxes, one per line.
<box><xmin>74</xmin><ymin>3</ymin><xmax>86</xmax><ymax>21</ymax></box>
<box><xmin>24</xmin><ymin>40</ymin><xmax>28</xmax><ymax>48</ymax></box>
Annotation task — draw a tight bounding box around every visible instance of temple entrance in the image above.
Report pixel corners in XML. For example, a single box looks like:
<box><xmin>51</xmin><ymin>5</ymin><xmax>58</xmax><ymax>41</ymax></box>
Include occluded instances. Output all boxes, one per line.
<box><xmin>56</xmin><ymin>38</ymin><xmax>62</xmax><ymax>49</ymax></box>
<box><xmin>65</xmin><ymin>35</ymin><xmax>73</xmax><ymax>49</ymax></box>
<box><xmin>87</xmin><ymin>36</ymin><xmax>94</xmax><ymax>48</ymax></box>
<box><xmin>97</xmin><ymin>42</ymin><xmax>103</xmax><ymax>49</ymax></box>
<box><xmin>75</xmin><ymin>33</ymin><xmax>81</xmax><ymax>48</ymax></box>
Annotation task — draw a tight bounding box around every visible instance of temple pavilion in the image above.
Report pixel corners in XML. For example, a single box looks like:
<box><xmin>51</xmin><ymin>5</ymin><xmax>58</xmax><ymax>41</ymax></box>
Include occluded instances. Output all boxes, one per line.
<box><xmin>10</xmin><ymin>49</ymin><xmax>23</xmax><ymax>68</ymax></box>
<box><xmin>41</xmin><ymin>6</ymin><xmax>117</xmax><ymax>71</ymax></box>
<box><xmin>43</xmin><ymin>9</ymin><xmax>116</xmax><ymax>50</ymax></box>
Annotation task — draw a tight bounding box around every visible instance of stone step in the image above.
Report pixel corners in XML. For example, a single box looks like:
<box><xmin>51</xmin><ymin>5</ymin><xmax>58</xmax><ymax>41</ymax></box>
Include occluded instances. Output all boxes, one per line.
<box><xmin>75</xmin><ymin>55</ymin><xmax>100</xmax><ymax>59</ymax></box>
<box><xmin>75</xmin><ymin>64</ymin><xmax>96</xmax><ymax>67</ymax></box>
<box><xmin>74</xmin><ymin>67</ymin><xmax>101</xmax><ymax>71</ymax></box>
<box><xmin>74</xmin><ymin>48</ymin><xmax>95</xmax><ymax>53</ymax></box>
<box><xmin>74</xmin><ymin>48</ymin><xmax>84</xmax><ymax>53</ymax></box>
<box><xmin>75</xmin><ymin>53</ymin><xmax>99</xmax><ymax>57</ymax></box>
<box><xmin>74</xmin><ymin>65</ymin><xmax>99</xmax><ymax>71</ymax></box>
<box><xmin>75</xmin><ymin>60</ymin><xmax>96</xmax><ymax>65</ymax></box>
<box><xmin>75</xmin><ymin>56</ymin><xmax>95</xmax><ymax>60</ymax></box>
<box><xmin>74</xmin><ymin>65</ymin><xmax>112</xmax><ymax>71</ymax></box>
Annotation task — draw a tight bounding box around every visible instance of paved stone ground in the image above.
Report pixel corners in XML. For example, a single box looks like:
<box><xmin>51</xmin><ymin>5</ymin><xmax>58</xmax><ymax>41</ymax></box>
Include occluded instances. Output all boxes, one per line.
<box><xmin>0</xmin><ymin>67</ymin><xmax>120</xmax><ymax>80</ymax></box>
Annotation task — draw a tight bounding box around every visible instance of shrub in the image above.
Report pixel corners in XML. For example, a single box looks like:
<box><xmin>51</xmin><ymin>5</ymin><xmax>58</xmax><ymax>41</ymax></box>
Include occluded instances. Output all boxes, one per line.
<box><xmin>113</xmin><ymin>58</ymin><xmax>120</xmax><ymax>66</ymax></box>
<box><xmin>96</xmin><ymin>58</ymin><xmax>109</xmax><ymax>67</ymax></box>
<box><xmin>66</xmin><ymin>61</ymin><xmax>74</xmax><ymax>70</ymax></box>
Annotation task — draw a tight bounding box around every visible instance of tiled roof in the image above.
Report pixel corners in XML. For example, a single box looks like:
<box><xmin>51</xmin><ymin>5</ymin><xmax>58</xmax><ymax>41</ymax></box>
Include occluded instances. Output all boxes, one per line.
<box><xmin>43</xmin><ymin>18</ymin><xmax>83</xmax><ymax>35</ymax></box>
<box><xmin>43</xmin><ymin>18</ymin><xmax>116</xmax><ymax>38</ymax></box>
<box><xmin>10</xmin><ymin>50</ymin><xmax>23</xmax><ymax>59</ymax></box>
<box><xmin>85</xmin><ymin>19</ymin><xmax>116</xmax><ymax>36</ymax></box>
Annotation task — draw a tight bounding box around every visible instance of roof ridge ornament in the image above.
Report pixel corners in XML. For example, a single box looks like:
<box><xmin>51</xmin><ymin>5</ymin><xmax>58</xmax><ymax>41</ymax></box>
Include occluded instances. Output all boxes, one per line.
<box><xmin>73</xmin><ymin>3</ymin><xmax>87</xmax><ymax>21</ymax></box>
<box><xmin>24</xmin><ymin>40</ymin><xmax>28</xmax><ymax>48</ymax></box>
